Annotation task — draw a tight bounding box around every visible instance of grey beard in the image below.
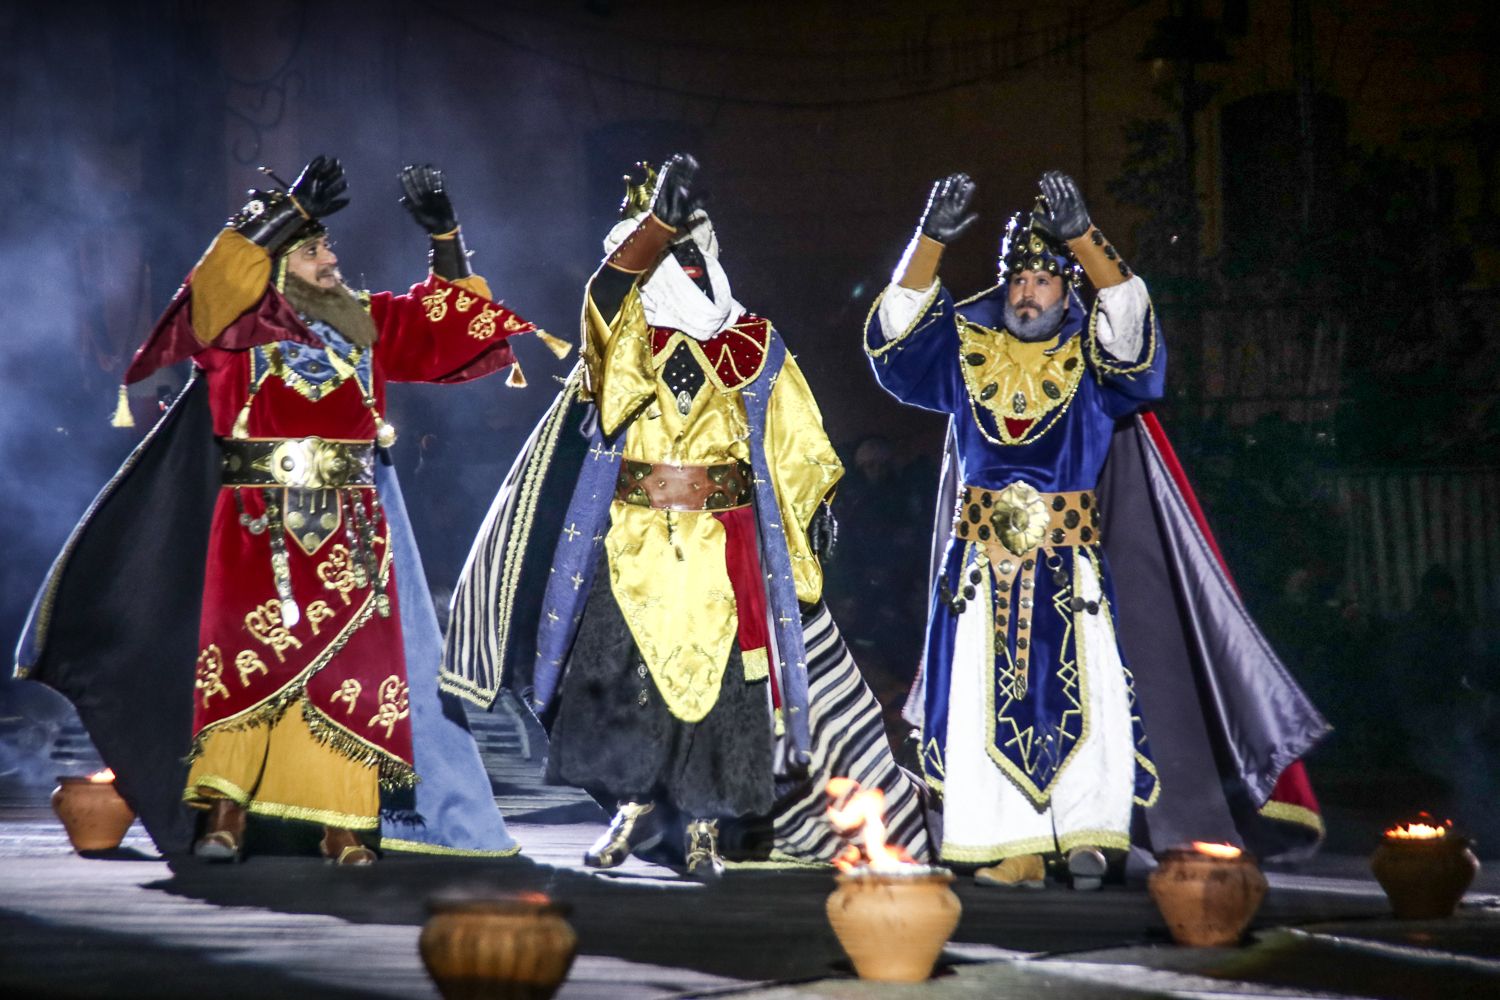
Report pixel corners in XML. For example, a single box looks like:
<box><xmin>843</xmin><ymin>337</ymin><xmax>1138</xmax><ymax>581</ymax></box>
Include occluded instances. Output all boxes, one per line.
<box><xmin>1003</xmin><ymin>297</ymin><xmax>1067</xmax><ymax>342</ymax></box>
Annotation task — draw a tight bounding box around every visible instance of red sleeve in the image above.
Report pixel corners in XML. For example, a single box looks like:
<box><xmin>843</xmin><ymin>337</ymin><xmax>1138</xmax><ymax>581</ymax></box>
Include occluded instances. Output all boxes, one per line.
<box><xmin>124</xmin><ymin>284</ymin><xmax>316</xmax><ymax>384</ymax></box>
<box><xmin>370</xmin><ymin>274</ymin><xmax>536</xmax><ymax>384</ymax></box>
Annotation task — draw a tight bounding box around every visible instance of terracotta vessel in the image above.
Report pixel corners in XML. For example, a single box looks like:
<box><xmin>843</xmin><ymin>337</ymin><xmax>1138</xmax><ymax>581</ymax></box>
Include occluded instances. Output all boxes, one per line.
<box><xmin>419</xmin><ymin>891</ymin><xmax>577</xmax><ymax>1000</ymax></box>
<box><xmin>50</xmin><ymin>776</ymin><xmax>135</xmax><ymax>853</ymax></box>
<box><xmin>1370</xmin><ymin>836</ymin><xmax>1479</xmax><ymax>919</ymax></box>
<box><xmin>825</xmin><ymin>870</ymin><xmax>962</xmax><ymax>982</ymax></box>
<box><xmin>1148</xmin><ymin>848</ymin><xmax>1267</xmax><ymax>947</ymax></box>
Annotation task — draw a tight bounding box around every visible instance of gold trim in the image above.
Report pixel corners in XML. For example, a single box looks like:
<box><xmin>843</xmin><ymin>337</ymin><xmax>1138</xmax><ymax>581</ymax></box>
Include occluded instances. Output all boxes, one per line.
<box><xmin>302</xmin><ymin>696</ymin><xmax>417</xmax><ymax>791</ymax></box>
<box><xmin>1259</xmin><ymin>799</ymin><xmax>1325</xmax><ymax>836</ymax></box>
<box><xmin>381</xmin><ymin>837</ymin><xmax>523</xmax><ymax>858</ymax></box>
<box><xmin>863</xmin><ymin>282</ymin><xmax>944</xmax><ymax>359</ymax></box>
<box><xmin>651</xmin><ymin>319</ymin><xmax>772</xmax><ymax>394</ymax></box>
<box><xmin>183</xmin><ymin>775</ymin><xmax>252</xmax><ymax>807</ymax></box>
<box><xmin>1057</xmin><ymin>829</ymin><xmax>1131</xmax><ymax>853</ymax></box>
<box><xmin>941</xmin><ymin>834</ymin><xmax>1057</xmax><ymax>864</ymax></box>
<box><xmin>958</xmin><ymin>318</ymin><xmax>1084</xmax><ymax>447</ymax></box>
<box><xmin>245</xmin><ymin>798</ymin><xmax>380</xmax><ymax>830</ymax></box>
<box><xmin>1087</xmin><ymin>295</ymin><xmax>1158</xmax><ymax>376</ymax></box>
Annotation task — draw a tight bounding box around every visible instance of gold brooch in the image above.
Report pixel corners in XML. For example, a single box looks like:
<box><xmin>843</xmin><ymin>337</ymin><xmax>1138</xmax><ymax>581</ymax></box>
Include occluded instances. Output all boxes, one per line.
<box><xmin>991</xmin><ymin>481</ymin><xmax>1049</xmax><ymax>555</ymax></box>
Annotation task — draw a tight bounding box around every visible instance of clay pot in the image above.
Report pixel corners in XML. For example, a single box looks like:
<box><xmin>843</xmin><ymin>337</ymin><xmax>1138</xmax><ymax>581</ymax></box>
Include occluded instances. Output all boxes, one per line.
<box><xmin>1148</xmin><ymin>848</ymin><xmax>1267</xmax><ymax>947</ymax></box>
<box><xmin>419</xmin><ymin>891</ymin><xmax>577</xmax><ymax>1000</ymax></box>
<box><xmin>50</xmin><ymin>776</ymin><xmax>135</xmax><ymax>853</ymax></box>
<box><xmin>1370</xmin><ymin>835</ymin><xmax>1480</xmax><ymax>919</ymax></box>
<box><xmin>825</xmin><ymin>870</ymin><xmax>962</xmax><ymax>982</ymax></box>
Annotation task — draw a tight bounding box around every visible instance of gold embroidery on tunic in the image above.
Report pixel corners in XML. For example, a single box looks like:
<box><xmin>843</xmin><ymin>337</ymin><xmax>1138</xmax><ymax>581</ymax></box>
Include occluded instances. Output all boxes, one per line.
<box><xmin>468</xmin><ymin>305</ymin><xmax>500</xmax><ymax>340</ymax></box>
<box><xmin>454</xmin><ymin>291</ymin><xmax>476</xmax><ymax>313</ymax></box>
<box><xmin>332</xmin><ymin>678</ymin><xmax>362</xmax><ymax>716</ymax></box>
<box><xmin>317</xmin><ymin>545</ymin><xmax>360</xmax><ymax>606</ymax></box>
<box><xmin>196</xmin><ymin>645</ymin><xmax>230</xmax><ymax>707</ymax></box>
<box><xmin>305</xmin><ymin>599</ymin><xmax>336</xmax><ymax>635</ymax></box>
<box><xmin>245</xmin><ymin>600</ymin><xmax>304</xmax><ymax>663</ymax></box>
<box><xmin>367</xmin><ymin>675</ymin><xmax>410</xmax><ymax>738</ymax></box>
<box><xmin>234</xmin><ymin>650</ymin><xmax>269</xmax><ymax>687</ymax></box>
<box><xmin>956</xmin><ymin>319</ymin><xmax>1084</xmax><ymax>446</ymax></box>
<box><xmin>422</xmin><ymin>286</ymin><xmax>453</xmax><ymax>322</ymax></box>
<box><xmin>503</xmin><ymin>313</ymin><xmax>527</xmax><ymax>332</ymax></box>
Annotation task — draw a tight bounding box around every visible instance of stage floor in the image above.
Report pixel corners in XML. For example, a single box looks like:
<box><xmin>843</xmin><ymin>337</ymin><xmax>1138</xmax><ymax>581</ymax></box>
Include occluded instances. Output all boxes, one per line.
<box><xmin>2</xmin><ymin>809</ymin><xmax>1497</xmax><ymax>999</ymax></box>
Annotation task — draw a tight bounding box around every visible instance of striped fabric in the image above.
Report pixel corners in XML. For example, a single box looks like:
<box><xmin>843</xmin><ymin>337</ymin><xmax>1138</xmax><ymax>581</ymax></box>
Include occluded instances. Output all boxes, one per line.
<box><xmin>441</xmin><ymin>379</ymin><xmax>576</xmax><ymax>707</ymax></box>
<box><xmin>761</xmin><ymin>603</ymin><xmax>933</xmax><ymax>863</ymax></box>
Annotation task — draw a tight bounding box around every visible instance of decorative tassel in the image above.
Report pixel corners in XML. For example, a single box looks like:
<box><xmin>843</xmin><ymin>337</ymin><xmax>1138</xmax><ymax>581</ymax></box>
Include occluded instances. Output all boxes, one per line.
<box><xmin>231</xmin><ymin>399</ymin><xmax>252</xmax><ymax>440</ymax></box>
<box><xmin>111</xmin><ymin>385</ymin><xmax>135</xmax><ymax>428</ymax></box>
<box><xmin>506</xmin><ymin>360</ymin><xmax>527</xmax><ymax>388</ymax></box>
<box><xmin>534</xmin><ymin>329</ymin><xmax>573</xmax><ymax>359</ymax></box>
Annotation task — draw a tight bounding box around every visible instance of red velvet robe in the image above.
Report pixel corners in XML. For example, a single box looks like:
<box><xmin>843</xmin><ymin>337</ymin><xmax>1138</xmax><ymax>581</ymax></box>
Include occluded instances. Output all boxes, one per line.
<box><xmin>125</xmin><ymin>258</ymin><xmax>535</xmax><ymax>786</ymax></box>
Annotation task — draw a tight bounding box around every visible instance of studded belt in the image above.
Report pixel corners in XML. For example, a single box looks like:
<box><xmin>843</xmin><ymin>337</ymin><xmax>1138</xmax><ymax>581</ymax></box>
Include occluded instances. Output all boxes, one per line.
<box><xmin>614</xmin><ymin>459</ymin><xmax>754</xmax><ymax>512</ymax></box>
<box><xmin>947</xmin><ymin>482</ymin><xmax>1102</xmax><ymax>700</ymax></box>
<box><xmin>219</xmin><ymin>437</ymin><xmax>376</xmax><ymax>490</ymax></box>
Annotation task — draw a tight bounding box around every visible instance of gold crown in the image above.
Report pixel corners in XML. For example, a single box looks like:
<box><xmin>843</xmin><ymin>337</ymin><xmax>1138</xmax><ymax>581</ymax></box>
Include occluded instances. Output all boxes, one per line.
<box><xmin>620</xmin><ymin>162</ymin><xmax>658</xmax><ymax>218</ymax></box>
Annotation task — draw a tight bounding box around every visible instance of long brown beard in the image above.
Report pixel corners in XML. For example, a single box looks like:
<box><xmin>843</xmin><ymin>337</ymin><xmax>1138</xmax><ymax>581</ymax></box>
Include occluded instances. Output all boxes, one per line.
<box><xmin>282</xmin><ymin>273</ymin><xmax>378</xmax><ymax>348</ymax></box>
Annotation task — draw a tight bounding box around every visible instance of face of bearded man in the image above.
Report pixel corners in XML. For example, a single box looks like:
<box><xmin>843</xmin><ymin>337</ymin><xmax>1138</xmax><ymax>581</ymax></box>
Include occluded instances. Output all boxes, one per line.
<box><xmin>1003</xmin><ymin>269</ymin><xmax>1069</xmax><ymax>342</ymax></box>
<box><xmin>285</xmin><ymin>236</ymin><xmax>341</xmax><ymax>289</ymax></box>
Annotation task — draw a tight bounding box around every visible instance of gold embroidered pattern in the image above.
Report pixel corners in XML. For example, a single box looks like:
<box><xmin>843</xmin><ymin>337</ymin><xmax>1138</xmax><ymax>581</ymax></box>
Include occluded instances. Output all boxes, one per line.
<box><xmin>468</xmin><ymin>304</ymin><xmax>501</xmax><ymax>340</ymax></box>
<box><xmin>503</xmin><ymin>313</ymin><xmax>527</xmax><ymax>333</ymax></box>
<box><xmin>245</xmin><ymin>600</ymin><xmax>304</xmax><ymax>663</ymax></box>
<box><xmin>234</xmin><ymin>650</ymin><xmax>269</xmax><ymax>687</ymax></box>
<box><xmin>367</xmin><ymin>675</ymin><xmax>410</xmax><ymax>738</ymax></box>
<box><xmin>317</xmin><ymin>545</ymin><xmax>360</xmax><ymax>606</ymax></box>
<box><xmin>332</xmin><ymin>678</ymin><xmax>362</xmax><ymax>716</ymax></box>
<box><xmin>422</xmin><ymin>286</ymin><xmax>454</xmax><ymax>322</ymax></box>
<box><xmin>306</xmin><ymin>599</ymin><xmax>336</xmax><ymax>635</ymax></box>
<box><xmin>957</xmin><ymin>318</ymin><xmax>1085</xmax><ymax>446</ymax></box>
<box><xmin>196</xmin><ymin>645</ymin><xmax>230</xmax><ymax>707</ymax></box>
<box><xmin>454</xmin><ymin>291</ymin><xmax>476</xmax><ymax>313</ymax></box>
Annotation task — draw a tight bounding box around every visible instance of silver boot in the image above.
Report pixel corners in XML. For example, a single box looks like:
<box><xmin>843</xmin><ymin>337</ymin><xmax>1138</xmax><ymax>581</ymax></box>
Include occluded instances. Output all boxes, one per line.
<box><xmin>584</xmin><ymin>801</ymin><xmax>660</xmax><ymax>869</ymax></box>
<box><xmin>1066</xmin><ymin>845</ymin><xmax>1108</xmax><ymax>891</ymax></box>
<box><xmin>685</xmin><ymin>818</ymin><xmax>724</xmax><ymax>881</ymax></box>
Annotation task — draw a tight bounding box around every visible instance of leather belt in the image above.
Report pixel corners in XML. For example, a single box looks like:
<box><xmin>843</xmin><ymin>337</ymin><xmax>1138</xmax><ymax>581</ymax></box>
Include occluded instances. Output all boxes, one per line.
<box><xmin>614</xmin><ymin>459</ymin><xmax>753</xmax><ymax>511</ymax></box>
<box><xmin>220</xmin><ymin>437</ymin><xmax>376</xmax><ymax>490</ymax></box>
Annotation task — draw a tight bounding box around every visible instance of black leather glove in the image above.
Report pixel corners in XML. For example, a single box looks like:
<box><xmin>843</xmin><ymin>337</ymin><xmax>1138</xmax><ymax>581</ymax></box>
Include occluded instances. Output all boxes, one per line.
<box><xmin>808</xmin><ymin>501</ymin><xmax>838</xmax><ymax>565</ymax></box>
<box><xmin>918</xmin><ymin>173</ymin><xmax>978</xmax><ymax>244</ymax></box>
<box><xmin>400</xmin><ymin>165</ymin><xmax>470</xmax><ymax>279</ymax></box>
<box><xmin>650</xmin><ymin>153</ymin><xmax>706</xmax><ymax>229</ymax></box>
<box><xmin>1033</xmin><ymin>170</ymin><xmax>1091</xmax><ymax>242</ymax></box>
<box><xmin>289</xmin><ymin>155</ymin><xmax>349</xmax><ymax>219</ymax></box>
<box><xmin>398</xmin><ymin>164</ymin><xmax>458</xmax><ymax>234</ymax></box>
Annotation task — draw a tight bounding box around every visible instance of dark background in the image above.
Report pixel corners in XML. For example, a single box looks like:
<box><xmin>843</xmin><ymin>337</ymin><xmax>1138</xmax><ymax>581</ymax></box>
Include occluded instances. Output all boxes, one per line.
<box><xmin>2</xmin><ymin>0</ymin><xmax>1497</xmax><ymax>844</ymax></box>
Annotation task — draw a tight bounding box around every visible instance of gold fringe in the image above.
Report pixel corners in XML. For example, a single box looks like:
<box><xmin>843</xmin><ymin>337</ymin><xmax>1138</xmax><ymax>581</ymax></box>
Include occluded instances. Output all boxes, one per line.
<box><xmin>506</xmin><ymin>359</ymin><xmax>528</xmax><ymax>388</ymax></box>
<box><xmin>111</xmin><ymin>385</ymin><xmax>135</xmax><ymax>428</ymax></box>
<box><xmin>535</xmin><ymin>329</ymin><xmax>573</xmax><ymax>359</ymax></box>
<box><xmin>301</xmin><ymin>701</ymin><xmax>418</xmax><ymax>790</ymax></box>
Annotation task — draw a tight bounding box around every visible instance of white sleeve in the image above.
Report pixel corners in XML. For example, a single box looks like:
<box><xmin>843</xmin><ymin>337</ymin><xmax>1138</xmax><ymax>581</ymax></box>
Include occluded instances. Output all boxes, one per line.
<box><xmin>877</xmin><ymin>281</ymin><xmax>937</xmax><ymax>342</ymax></box>
<box><xmin>1092</xmin><ymin>276</ymin><xmax>1150</xmax><ymax>362</ymax></box>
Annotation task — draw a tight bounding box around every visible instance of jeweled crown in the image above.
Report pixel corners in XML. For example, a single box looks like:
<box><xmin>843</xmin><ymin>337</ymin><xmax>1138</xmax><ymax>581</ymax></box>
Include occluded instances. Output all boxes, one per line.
<box><xmin>620</xmin><ymin>162</ymin><xmax>658</xmax><ymax>218</ymax></box>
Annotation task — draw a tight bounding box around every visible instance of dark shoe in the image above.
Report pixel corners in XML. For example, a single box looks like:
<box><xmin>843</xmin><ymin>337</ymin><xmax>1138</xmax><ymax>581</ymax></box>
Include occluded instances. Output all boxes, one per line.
<box><xmin>1067</xmin><ymin>845</ymin><xmax>1107</xmax><ymax>891</ymax></box>
<box><xmin>193</xmin><ymin>798</ymin><xmax>246</xmax><ymax>862</ymax></box>
<box><xmin>584</xmin><ymin>801</ymin><xmax>660</xmax><ymax>869</ymax></box>
<box><xmin>321</xmin><ymin>826</ymin><xmax>377</xmax><ymax>866</ymax></box>
<box><xmin>685</xmin><ymin>819</ymin><xmax>724</xmax><ymax>881</ymax></box>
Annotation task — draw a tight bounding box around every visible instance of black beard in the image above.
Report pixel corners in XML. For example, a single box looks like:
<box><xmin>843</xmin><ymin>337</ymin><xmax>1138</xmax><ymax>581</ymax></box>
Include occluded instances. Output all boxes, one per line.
<box><xmin>282</xmin><ymin>273</ymin><xmax>378</xmax><ymax>348</ymax></box>
<box><xmin>1003</xmin><ymin>296</ymin><xmax>1067</xmax><ymax>342</ymax></box>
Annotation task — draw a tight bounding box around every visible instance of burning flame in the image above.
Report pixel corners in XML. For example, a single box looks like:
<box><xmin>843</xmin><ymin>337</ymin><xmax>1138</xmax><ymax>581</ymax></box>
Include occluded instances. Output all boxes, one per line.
<box><xmin>88</xmin><ymin>768</ymin><xmax>116</xmax><ymax>784</ymax></box>
<box><xmin>1385</xmin><ymin>813</ymin><xmax>1452</xmax><ymax>840</ymax></box>
<box><xmin>1190</xmin><ymin>841</ymin><xmax>1243</xmax><ymax>859</ymax></box>
<box><xmin>826</xmin><ymin>777</ymin><xmax>916</xmax><ymax>873</ymax></box>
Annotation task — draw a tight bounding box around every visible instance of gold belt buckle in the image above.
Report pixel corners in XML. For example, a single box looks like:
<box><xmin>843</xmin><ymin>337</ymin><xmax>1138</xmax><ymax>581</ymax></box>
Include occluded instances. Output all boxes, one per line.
<box><xmin>268</xmin><ymin>437</ymin><xmax>355</xmax><ymax>490</ymax></box>
<box><xmin>991</xmin><ymin>481</ymin><xmax>1049</xmax><ymax>555</ymax></box>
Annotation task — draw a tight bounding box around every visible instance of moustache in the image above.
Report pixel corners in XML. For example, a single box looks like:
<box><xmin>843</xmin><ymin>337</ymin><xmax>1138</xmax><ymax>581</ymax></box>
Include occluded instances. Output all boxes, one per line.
<box><xmin>1015</xmin><ymin>298</ymin><xmax>1041</xmax><ymax>312</ymax></box>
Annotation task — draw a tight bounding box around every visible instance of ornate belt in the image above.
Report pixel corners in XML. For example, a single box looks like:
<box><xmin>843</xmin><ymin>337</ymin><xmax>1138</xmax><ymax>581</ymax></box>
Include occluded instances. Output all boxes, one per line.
<box><xmin>953</xmin><ymin>482</ymin><xmax>1099</xmax><ymax>556</ymax></box>
<box><xmin>220</xmin><ymin>437</ymin><xmax>376</xmax><ymax>490</ymax></box>
<box><xmin>614</xmin><ymin>459</ymin><xmax>753</xmax><ymax>511</ymax></box>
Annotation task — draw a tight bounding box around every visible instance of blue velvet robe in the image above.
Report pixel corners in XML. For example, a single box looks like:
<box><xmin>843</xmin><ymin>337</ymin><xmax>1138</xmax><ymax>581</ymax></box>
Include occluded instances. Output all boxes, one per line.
<box><xmin>865</xmin><ymin>281</ymin><xmax>1164</xmax><ymax>808</ymax></box>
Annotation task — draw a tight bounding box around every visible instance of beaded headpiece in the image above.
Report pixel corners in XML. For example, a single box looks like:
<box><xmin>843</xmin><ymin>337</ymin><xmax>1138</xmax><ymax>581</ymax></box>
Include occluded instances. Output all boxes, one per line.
<box><xmin>999</xmin><ymin>197</ymin><xmax>1082</xmax><ymax>285</ymax></box>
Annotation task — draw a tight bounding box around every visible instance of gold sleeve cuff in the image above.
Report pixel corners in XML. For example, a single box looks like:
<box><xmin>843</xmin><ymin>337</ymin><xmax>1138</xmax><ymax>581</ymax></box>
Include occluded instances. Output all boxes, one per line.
<box><xmin>896</xmin><ymin>234</ymin><xmax>945</xmax><ymax>290</ymax></box>
<box><xmin>189</xmin><ymin>230</ymin><xmax>272</xmax><ymax>346</ymax></box>
<box><xmin>1067</xmin><ymin>227</ymin><xmax>1131</xmax><ymax>289</ymax></box>
<box><xmin>607</xmin><ymin>214</ymin><xmax>676</xmax><ymax>274</ymax></box>
<box><xmin>448</xmin><ymin>273</ymin><xmax>493</xmax><ymax>299</ymax></box>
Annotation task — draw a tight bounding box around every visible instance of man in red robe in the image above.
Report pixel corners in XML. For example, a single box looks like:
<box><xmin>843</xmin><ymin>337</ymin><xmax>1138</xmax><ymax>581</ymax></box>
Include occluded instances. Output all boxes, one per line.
<box><xmin>116</xmin><ymin>156</ymin><xmax>540</xmax><ymax>863</ymax></box>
